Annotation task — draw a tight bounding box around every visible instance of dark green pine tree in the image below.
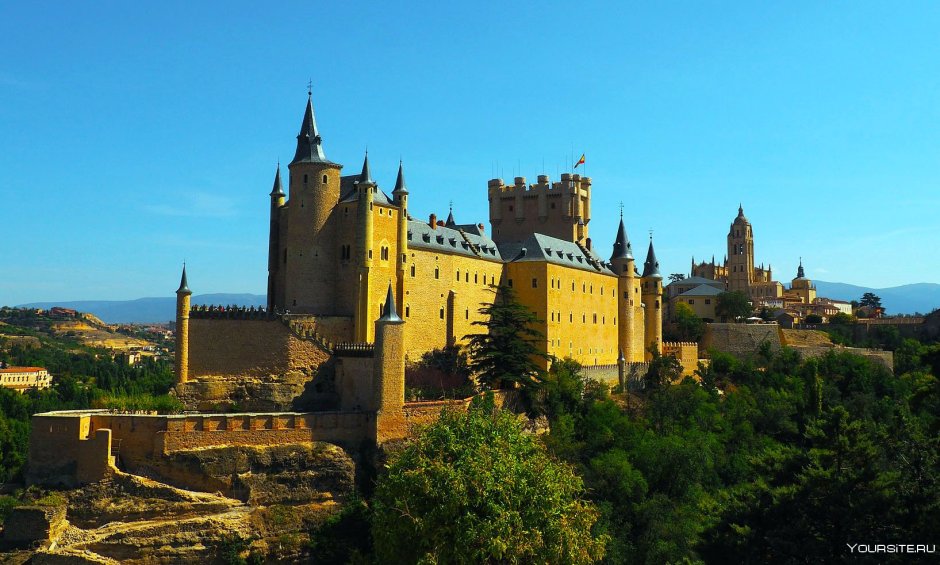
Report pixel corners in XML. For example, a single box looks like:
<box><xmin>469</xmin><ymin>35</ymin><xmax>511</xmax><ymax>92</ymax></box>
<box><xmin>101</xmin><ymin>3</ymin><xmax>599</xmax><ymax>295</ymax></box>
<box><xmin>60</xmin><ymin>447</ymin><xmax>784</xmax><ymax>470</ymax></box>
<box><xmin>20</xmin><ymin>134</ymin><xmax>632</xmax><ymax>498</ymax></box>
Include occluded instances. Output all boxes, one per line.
<box><xmin>464</xmin><ymin>283</ymin><xmax>549</xmax><ymax>391</ymax></box>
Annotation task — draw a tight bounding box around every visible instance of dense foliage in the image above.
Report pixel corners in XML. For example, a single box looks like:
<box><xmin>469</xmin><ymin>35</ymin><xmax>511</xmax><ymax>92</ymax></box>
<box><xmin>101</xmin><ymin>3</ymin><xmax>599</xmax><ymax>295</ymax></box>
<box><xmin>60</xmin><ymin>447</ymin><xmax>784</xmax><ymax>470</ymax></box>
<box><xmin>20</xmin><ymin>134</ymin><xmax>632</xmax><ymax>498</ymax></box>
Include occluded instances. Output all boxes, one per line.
<box><xmin>539</xmin><ymin>347</ymin><xmax>940</xmax><ymax>563</ymax></box>
<box><xmin>715</xmin><ymin>291</ymin><xmax>752</xmax><ymax>321</ymax></box>
<box><xmin>372</xmin><ymin>395</ymin><xmax>607</xmax><ymax>563</ymax></box>
<box><xmin>0</xmin><ymin>320</ymin><xmax>178</xmax><ymax>483</ymax></box>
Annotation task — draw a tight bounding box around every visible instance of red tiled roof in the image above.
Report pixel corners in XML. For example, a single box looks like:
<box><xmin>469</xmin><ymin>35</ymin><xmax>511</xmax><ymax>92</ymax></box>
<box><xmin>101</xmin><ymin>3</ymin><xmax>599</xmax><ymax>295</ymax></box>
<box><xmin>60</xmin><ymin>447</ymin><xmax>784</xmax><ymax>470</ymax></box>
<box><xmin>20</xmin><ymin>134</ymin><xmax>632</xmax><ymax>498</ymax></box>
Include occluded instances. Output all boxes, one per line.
<box><xmin>0</xmin><ymin>367</ymin><xmax>46</xmax><ymax>373</ymax></box>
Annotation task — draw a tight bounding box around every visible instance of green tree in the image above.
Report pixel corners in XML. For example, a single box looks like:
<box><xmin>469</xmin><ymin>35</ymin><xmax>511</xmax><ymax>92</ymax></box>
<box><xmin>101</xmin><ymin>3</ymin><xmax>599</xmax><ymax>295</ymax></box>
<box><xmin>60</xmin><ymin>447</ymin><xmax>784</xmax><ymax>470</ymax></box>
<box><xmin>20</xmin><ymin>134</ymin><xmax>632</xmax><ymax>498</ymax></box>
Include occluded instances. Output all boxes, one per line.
<box><xmin>670</xmin><ymin>302</ymin><xmax>705</xmax><ymax>341</ymax></box>
<box><xmin>464</xmin><ymin>283</ymin><xmax>548</xmax><ymax>391</ymax></box>
<box><xmin>715</xmin><ymin>291</ymin><xmax>752</xmax><ymax>322</ymax></box>
<box><xmin>804</xmin><ymin>313</ymin><xmax>823</xmax><ymax>324</ymax></box>
<box><xmin>372</xmin><ymin>399</ymin><xmax>608</xmax><ymax>563</ymax></box>
<box><xmin>859</xmin><ymin>292</ymin><xmax>882</xmax><ymax>309</ymax></box>
<box><xmin>668</xmin><ymin>273</ymin><xmax>686</xmax><ymax>284</ymax></box>
<box><xmin>830</xmin><ymin>312</ymin><xmax>854</xmax><ymax>325</ymax></box>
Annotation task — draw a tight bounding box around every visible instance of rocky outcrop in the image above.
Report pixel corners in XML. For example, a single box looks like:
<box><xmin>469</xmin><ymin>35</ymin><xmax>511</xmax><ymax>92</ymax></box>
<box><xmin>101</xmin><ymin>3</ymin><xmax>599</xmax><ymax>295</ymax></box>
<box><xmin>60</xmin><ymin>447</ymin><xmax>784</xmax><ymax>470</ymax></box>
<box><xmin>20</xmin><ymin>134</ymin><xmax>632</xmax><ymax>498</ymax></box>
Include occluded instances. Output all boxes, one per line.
<box><xmin>1</xmin><ymin>505</ymin><xmax>67</xmax><ymax>550</ymax></box>
<box><xmin>146</xmin><ymin>442</ymin><xmax>356</xmax><ymax>505</ymax></box>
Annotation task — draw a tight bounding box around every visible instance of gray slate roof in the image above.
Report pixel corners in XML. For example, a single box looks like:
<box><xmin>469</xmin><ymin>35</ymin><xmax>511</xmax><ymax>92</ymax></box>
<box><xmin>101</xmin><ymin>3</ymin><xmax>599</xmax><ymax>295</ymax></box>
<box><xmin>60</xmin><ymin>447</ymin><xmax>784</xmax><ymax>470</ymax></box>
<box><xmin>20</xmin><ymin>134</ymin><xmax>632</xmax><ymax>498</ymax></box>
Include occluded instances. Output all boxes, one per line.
<box><xmin>290</xmin><ymin>94</ymin><xmax>336</xmax><ymax>166</ymax></box>
<box><xmin>339</xmin><ymin>174</ymin><xmax>394</xmax><ymax>205</ymax></box>
<box><xmin>677</xmin><ymin>284</ymin><xmax>723</xmax><ymax>298</ymax></box>
<box><xmin>668</xmin><ymin>276</ymin><xmax>724</xmax><ymax>287</ymax></box>
<box><xmin>408</xmin><ymin>220</ymin><xmax>502</xmax><ymax>261</ymax></box>
<box><xmin>498</xmin><ymin>233</ymin><xmax>614</xmax><ymax>275</ymax></box>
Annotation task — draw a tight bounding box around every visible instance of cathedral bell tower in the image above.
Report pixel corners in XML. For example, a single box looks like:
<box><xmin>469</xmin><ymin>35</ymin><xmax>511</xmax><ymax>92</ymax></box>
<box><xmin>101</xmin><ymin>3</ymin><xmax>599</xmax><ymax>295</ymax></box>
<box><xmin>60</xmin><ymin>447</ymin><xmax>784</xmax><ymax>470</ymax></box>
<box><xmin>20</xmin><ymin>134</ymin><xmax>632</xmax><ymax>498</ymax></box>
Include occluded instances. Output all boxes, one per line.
<box><xmin>727</xmin><ymin>204</ymin><xmax>754</xmax><ymax>294</ymax></box>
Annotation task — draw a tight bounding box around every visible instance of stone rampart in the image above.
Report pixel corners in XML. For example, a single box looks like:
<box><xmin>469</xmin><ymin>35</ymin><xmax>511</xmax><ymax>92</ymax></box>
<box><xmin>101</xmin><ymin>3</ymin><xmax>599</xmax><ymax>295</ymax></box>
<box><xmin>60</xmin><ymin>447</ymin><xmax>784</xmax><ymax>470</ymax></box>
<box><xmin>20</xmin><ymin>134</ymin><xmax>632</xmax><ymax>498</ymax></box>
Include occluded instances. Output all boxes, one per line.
<box><xmin>702</xmin><ymin>323</ymin><xmax>782</xmax><ymax>359</ymax></box>
<box><xmin>662</xmin><ymin>341</ymin><xmax>700</xmax><ymax>376</ymax></box>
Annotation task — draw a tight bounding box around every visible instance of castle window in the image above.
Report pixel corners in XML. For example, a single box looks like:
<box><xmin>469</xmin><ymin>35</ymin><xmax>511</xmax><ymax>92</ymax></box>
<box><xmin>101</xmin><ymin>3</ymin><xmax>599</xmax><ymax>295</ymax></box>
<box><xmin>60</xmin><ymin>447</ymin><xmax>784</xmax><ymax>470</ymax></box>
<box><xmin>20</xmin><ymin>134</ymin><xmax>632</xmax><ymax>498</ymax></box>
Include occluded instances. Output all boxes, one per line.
<box><xmin>410</xmin><ymin>265</ymin><xmax>416</xmax><ymax>277</ymax></box>
<box><xmin>508</xmin><ymin>279</ymin><xmax>513</xmax><ymax>287</ymax></box>
<box><xmin>466</xmin><ymin>309</ymin><xmax>469</xmax><ymax>320</ymax></box>
<box><xmin>572</xmin><ymin>282</ymin><xmax>575</xmax><ymax>291</ymax></box>
<box><xmin>583</xmin><ymin>283</ymin><xmax>586</xmax><ymax>293</ymax></box>
<box><xmin>369</xmin><ymin>250</ymin><xmax>373</xmax><ymax>259</ymax></box>
<box><xmin>434</xmin><ymin>267</ymin><xmax>440</xmax><ymax>279</ymax></box>
<box><xmin>656</xmin><ymin>300</ymin><xmax>660</xmax><ymax>309</ymax></box>
<box><xmin>381</xmin><ymin>247</ymin><xmax>389</xmax><ymax>261</ymax></box>
<box><xmin>322</xmin><ymin>174</ymin><xmax>328</xmax><ymax>183</ymax></box>
<box><xmin>569</xmin><ymin>313</ymin><xmax>573</xmax><ymax>322</ymax></box>
<box><xmin>440</xmin><ymin>307</ymin><xmax>445</xmax><ymax>319</ymax></box>
<box><xmin>582</xmin><ymin>314</ymin><xmax>586</xmax><ymax>323</ymax></box>
<box><xmin>456</xmin><ymin>270</ymin><xmax>460</xmax><ymax>281</ymax></box>
<box><xmin>405</xmin><ymin>305</ymin><xmax>410</xmax><ymax>317</ymax></box>
<box><xmin>465</xmin><ymin>272</ymin><xmax>469</xmax><ymax>282</ymax></box>
<box><xmin>532</xmin><ymin>278</ymin><xmax>538</xmax><ymax>288</ymax></box>
<box><xmin>474</xmin><ymin>273</ymin><xmax>478</xmax><ymax>283</ymax></box>
<box><xmin>304</xmin><ymin>174</ymin><xmax>308</xmax><ymax>184</ymax></box>
<box><xmin>593</xmin><ymin>314</ymin><xmax>597</xmax><ymax>324</ymax></box>
<box><xmin>344</xmin><ymin>207</ymin><xmax>349</xmax><ymax>216</ymax></box>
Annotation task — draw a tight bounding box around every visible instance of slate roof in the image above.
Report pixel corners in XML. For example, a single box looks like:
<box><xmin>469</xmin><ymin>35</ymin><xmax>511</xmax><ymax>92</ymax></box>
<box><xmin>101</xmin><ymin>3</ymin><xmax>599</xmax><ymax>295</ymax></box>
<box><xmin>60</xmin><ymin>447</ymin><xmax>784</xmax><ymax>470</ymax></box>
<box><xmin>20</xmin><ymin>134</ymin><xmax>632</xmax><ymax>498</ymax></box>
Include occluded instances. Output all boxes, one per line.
<box><xmin>677</xmin><ymin>284</ymin><xmax>724</xmax><ymax>298</ymax></box>
<box><xmin>290</xmin><ymin>94</ymin><xmax>336</xmax><ymax>166</ymax></box>
<box><xmin>339</xmin><ymin>174</ymin><xmax>394</xmax><ymax>205</ymax></box>
<box><xmin>498</xmin><ymin>233</ymin><xmax>614</xmax><ymax>275</ymax></box>
<box><xmin>667</xmin><ymin>276</ymin><xmax>723</xmax><ymax>288</ymax></box>
<box><xmin>408</xmin><ymin>220</ymin><xmax>502</xmax><ymax>261</ymax></box>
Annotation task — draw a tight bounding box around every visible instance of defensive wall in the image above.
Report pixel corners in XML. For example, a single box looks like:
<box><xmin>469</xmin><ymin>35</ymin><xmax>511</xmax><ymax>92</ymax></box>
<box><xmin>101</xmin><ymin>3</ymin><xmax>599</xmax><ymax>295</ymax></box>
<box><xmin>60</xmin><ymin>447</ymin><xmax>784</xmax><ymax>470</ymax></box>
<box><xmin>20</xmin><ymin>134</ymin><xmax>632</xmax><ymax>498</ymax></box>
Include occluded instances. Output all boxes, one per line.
<box><xmin>27</xmin><ymin>394</ymin><xmax>510</xmax><ymax>491</ymax></box>
<box><xmin>662</xmin><ymin>341</ymin><xmax>700</xmax><ymax>376</ymax></box>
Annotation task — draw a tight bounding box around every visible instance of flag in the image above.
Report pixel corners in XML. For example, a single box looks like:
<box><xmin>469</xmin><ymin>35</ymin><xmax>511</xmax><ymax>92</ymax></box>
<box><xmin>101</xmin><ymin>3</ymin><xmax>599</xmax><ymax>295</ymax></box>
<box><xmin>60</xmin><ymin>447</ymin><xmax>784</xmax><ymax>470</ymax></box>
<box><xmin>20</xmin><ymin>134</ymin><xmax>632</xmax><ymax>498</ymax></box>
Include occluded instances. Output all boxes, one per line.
<box><xmin>574</xmin><ymin>153</ymin><xmax>585</xmax><ymax>168</ymax></box>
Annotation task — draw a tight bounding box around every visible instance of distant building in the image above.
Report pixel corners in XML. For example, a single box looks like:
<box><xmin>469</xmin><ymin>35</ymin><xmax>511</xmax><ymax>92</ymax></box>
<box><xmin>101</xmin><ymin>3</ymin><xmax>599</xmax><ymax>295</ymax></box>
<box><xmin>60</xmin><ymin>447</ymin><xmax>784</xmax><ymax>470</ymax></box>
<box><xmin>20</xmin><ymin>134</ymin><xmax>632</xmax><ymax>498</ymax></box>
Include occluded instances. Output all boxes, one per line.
<box><xmin>665</xmin><ymin>276</ymin><xmax>724</xmax><ymax>322</ymax></box>
<box><xmin>0</xmin><ymin>367</ymin><xmax>52</xmax><ymax>392</ymax></box>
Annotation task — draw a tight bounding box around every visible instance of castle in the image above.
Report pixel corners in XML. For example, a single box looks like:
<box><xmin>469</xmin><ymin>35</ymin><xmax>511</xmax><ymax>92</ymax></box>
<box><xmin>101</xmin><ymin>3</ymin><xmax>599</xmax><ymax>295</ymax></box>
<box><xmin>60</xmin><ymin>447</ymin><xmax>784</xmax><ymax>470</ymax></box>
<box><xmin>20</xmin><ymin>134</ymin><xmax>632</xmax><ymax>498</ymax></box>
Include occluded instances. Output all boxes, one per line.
<box><xmin>174</xmin><ymin>90</ymin><xmax>665</xmax><ymax>402</ymax></box>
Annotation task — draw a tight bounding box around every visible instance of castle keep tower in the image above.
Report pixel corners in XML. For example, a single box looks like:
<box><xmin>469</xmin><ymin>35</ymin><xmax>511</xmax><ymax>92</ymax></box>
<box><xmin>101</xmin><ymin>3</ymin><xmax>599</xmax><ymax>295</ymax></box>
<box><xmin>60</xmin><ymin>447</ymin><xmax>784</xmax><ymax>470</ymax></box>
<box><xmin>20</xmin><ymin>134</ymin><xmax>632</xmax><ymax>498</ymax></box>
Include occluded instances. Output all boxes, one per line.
<box><xmin>175</xmin><ymin>265</ymin><xmax>192</xmax><ymax>383</ymax></box>
<box><xmin>641</xmin><ymin>237</ymin><xmax>663</xmax><ymax>360</ymax></box>
<box><xmin>727</xmin><ymin>204</ymin><xmax>754</xmax><ymax>293</ymax></box>
<box><xmin>487</xmin><ymin>173</ymin><xmax>592</xmax><ymax>244</ymax></box>
<box><xmin>282</xmin><ymin>91</ymin><xmax>343</xmax><ymax>313</ymax></box>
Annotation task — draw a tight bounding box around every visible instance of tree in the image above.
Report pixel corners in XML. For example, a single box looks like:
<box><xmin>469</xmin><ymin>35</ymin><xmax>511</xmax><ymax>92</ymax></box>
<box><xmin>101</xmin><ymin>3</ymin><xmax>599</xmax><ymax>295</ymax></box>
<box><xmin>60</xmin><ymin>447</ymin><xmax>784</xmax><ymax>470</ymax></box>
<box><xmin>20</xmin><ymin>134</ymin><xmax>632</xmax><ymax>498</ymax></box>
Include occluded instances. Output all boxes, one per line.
<box><xmin>830</xmin><ymin>312</ymin><xmax>854</xmax><ymax>325</ymax></box>
<box><xmin>859</xmin><ymin>292</ymin><xmax>882</xmax><ymax>309</ymax></box>
<box><xmin>668</xmin><ymin>273</ymin><xmax>686</xmax><ymax>284</ymax></box>
<box><xmin>670</xmin><ymin>302</ymin><xmax>705</xmax><ymax>342</ymax></box>
<box><xmin>804</xmin><ymin>314</ymin><xmax>823</xmax><ymax>324</ymax></box>
<box><xmin>464</xmin><ymin>283</ymin><xmax>548</xmax><ymax>390</ymax></box>
<box><xmin>715</xmin><ymin>291</ymin><xmax>752</xmax><ymax>322</ymax></box>
<box><xmin>372</xmin><ymin>399</ymin><xmax>608</xmax><ymax>563</ymax></box>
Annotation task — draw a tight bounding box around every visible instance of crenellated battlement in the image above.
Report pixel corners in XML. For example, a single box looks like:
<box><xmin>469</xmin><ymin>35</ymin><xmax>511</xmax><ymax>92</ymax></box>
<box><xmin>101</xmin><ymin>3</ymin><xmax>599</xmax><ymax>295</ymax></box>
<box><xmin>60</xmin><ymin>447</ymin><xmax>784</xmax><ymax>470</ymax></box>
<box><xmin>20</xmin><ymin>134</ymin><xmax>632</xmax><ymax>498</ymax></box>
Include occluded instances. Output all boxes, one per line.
<box><xmin>487</xmin><ymin>173</ymin><xmax>592</xmax><ymax>197</ymax></box>
<box><xmin>488</xmin><ymin>172</ymin><xmax>593</xmax><ymax>244</ymax></box>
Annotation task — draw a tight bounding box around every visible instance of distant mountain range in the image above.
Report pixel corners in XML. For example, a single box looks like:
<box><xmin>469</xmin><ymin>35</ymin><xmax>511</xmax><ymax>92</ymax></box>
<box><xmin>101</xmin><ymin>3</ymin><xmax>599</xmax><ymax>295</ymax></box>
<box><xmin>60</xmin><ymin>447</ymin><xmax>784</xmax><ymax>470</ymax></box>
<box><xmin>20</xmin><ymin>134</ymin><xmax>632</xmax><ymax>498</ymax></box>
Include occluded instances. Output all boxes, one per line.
<box><xmin>18</xmin><ymin>294</ymin><xmax>266</xmax><ymax>324</ymax></box>
<box><xmin>813</xmin><ymin>281</ymin><xmax>940</xmax><ymax>315</ymax></box>
<box><xmin>15</xmin><ymin>281</ymin><xmax>940</xmax><ymax>323</ymax></box>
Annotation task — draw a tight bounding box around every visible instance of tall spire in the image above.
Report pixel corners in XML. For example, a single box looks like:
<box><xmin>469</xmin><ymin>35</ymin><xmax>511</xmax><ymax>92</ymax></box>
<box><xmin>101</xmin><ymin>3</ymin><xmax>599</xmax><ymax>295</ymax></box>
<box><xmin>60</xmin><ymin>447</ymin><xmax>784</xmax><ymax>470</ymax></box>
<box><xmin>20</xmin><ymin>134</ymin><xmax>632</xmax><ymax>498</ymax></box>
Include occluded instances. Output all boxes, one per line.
<box><xmin>176</xmin><ymin>264</ymin><xmax>192</xmax><ymax>296</ymax></box>
<box><xmin>445</xmin><ymin>202</ymin><xmax>456</xmax><ymax>227</ymax></box>
<box><xmin>609</xmin><ymin>218</ymin><xmax>634</xmax><ymax>261</ymax></box>
<box><xmin>642</xmin><ymin>236</ymin><xmax>662</xmax><ymax>279</ymax></box>
<box><xmin>379</xmin><ymin>282</ymin><xmax>401</xmax><ymax>322</ymax></box>
<box><xmin>356</xmin><ymin>150</ymin><xmax>374</xmax><ymax>186</ymax></box>
<box><xmin>797</xmin><ymin>257</ymin><xmax>805</xmax><ymax>279</ymax></box>
<box><xmin>270</xmin><ymin>164</ymin><xmax>284</xmax><ymax>196</ymax></box>
<box><xmin>290</xmin><ymin>91</ymin><xmax>330</xmax><ymax>165</ymax></box>
<box><xmin>392</xmin><ymin>160</ymin><xmax>408</xmax><ymax>194</ymax></box>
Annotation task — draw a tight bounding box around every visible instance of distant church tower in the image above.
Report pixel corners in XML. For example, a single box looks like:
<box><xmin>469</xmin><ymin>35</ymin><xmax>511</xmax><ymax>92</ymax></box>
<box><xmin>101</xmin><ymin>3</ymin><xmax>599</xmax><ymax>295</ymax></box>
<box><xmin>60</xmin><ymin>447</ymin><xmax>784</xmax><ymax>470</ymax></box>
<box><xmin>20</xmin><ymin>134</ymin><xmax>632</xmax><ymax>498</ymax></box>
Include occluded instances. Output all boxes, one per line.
<box><xmin>727</xmin><ymin>204</ymin><xmax>754</xmax><ymax>293</ymax></box>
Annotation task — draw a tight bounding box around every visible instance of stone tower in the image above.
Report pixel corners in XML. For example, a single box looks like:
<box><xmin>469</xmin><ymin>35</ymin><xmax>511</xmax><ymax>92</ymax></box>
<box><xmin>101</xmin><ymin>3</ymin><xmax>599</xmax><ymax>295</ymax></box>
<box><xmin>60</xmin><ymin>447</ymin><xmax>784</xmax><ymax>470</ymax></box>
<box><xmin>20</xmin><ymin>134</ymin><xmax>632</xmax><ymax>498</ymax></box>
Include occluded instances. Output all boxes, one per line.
<box><xmin>487</xmin><ymin>173</ymin><xmax>592</xmax><ymax>244</ymax></box>
<box><xmin>354</xmin><ymin>152</ymin><xmax>376</xmax><ymax>342</ymax></box>
<box><xmin>392</xmin><ymin>161</ymin><xmax>409</xmax><ymax>315</ymax></box>
<box><xmin>727</xmin><ymin>204</ymin><xmax>754</xmax><ymax>293</ymax></box>
<box><xmin>641</xmin><ymin>237</ymin><xmax>663</xmax><ymax>360</ymax></box>
<box><xmin>374</xmin><ymin>283</ymin><xmax>405</xmax><ymax>443</ymax></box>
<box><xmin>175</xmin><ymin>264</ymin><xmax>192</xmax><ymax>384</ymax></box>
<box><xmin>283</xmin><ymin>91</ymin><xmax>343</xmax><ymax>313</ymax></box>
<box><xmin>610</xmin><ymin>215</ymin><xmax>638</xmax><ymax>362</ymax></box>
<box><xmin>267</xmin><ymin>165</ymin><xmax>285</xmax><ymax>312</ymax></box>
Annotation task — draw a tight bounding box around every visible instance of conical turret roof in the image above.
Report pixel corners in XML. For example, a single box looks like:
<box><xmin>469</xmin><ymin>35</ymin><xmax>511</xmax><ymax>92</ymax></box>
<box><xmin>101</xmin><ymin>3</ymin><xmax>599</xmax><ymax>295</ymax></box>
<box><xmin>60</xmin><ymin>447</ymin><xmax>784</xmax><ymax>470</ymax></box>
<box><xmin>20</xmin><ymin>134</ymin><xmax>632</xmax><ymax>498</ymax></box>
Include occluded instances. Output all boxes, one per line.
<box><xmin>290</xmin><ymin>92</ymin><xmax>332</xmax><ymax>165</ymax></box>
<box><xmin>642</xmin><ymin>238</ymin><xmax>662</xmax><ymax>279</ymax></box>
<box><xmin>356</xmin><ymin>151</ymin><xmax>375</xmax><ymax>186</ymax></box>
<box><xmin>176</xmin><ymin>264</ymin><xmax>192</xmax><ymax>296</ymax></box>
<box><xmin>379</xmin><ymin>282</ymin><xmax>402</xmax><ymax>322</ymax></box>
<box><xmin>609</xmin><ymin>219</ymin><xmax>634</xmax><ymax>261</ymax></box>
<box><xmin>270</xmin><ymin>165</ymin><xmax>284</xmax><ymax>196</ymax></box>
<box><xmin>393</xmin><ymin>160</ymin><xmax>408</xmax><ymax>194</ymax></box>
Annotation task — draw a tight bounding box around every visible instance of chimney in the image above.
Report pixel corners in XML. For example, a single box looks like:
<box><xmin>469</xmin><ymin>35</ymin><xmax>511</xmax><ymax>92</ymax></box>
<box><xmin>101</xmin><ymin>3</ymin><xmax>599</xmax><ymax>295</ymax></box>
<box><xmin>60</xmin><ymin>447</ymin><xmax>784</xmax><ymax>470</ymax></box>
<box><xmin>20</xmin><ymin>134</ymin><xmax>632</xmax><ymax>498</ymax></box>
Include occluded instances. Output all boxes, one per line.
<box><xmin>429</xmin><ymin>213</ymin><xmax>437</xmax><ymax>228</ymax></box>
<box><xmin>585</xmin><ymin>237</ymin><xmax>592</xmax><ymax>251</ymax></box>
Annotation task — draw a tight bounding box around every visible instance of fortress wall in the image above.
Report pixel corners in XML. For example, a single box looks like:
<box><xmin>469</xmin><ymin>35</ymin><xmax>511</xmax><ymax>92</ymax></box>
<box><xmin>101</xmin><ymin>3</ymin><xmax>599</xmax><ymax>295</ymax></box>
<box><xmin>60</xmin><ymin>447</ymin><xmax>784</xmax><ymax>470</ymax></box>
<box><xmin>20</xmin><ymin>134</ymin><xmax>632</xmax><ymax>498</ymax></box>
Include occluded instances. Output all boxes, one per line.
<box><xmin>662</xmin><ymin>342</ymin><xmax>700</xmax><ymax>376</ymax></box>
<box><xmin>404</xmin><ymin>248</ymin><xmax>504</xmax><ymax>359</ymax></box>
<box><xmin>702</xmin><ymin>323</ymin><xmax>783</xmax><ymax>359</ymax></box>
<box><xmin>188</xmin><ymin>318</ymin><xmax>328</xmax><ymax>379</ymax></box>
<box><xmin>789</xmin><ymin>345</ymin><xmax>894</xmax><ymax>372</ymax></box>
<box><xmin>285</xmin><ymin>315</ymin><xmax>354</xmax><ymax>346</ymax></box>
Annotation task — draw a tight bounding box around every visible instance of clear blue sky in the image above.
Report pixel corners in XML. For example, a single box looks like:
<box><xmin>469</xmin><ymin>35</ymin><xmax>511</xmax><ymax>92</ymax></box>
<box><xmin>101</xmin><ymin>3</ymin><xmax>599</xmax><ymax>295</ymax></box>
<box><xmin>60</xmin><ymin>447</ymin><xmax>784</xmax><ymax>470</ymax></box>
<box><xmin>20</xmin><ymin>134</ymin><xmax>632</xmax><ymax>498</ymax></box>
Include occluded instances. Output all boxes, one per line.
<box><xmin>3</xmin><ymin>1</ymin><xmax>939</xmax><ymax>305</ymax></box>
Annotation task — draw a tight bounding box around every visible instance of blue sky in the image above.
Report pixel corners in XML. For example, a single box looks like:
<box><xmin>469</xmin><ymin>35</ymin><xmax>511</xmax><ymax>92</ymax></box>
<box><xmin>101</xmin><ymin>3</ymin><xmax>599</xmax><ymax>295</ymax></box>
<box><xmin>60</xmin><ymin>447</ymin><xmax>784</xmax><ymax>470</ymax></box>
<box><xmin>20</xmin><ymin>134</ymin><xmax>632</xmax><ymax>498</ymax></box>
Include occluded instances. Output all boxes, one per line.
<box><xmin>2</xmin><ymin>1</ymin><xmax>939</xmax><ymax>305</ymax></box>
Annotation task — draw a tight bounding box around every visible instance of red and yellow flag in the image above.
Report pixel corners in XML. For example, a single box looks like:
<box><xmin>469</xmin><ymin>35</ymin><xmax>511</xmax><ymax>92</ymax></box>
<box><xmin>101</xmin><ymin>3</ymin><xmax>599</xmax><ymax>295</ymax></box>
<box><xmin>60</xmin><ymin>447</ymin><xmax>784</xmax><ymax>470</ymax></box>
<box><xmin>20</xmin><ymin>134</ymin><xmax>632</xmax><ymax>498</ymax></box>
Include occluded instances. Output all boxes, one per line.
<box><xmin>574</xmin><ymin>154</ymin><xmax>585</xmax><ymax>168</ymax></box>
